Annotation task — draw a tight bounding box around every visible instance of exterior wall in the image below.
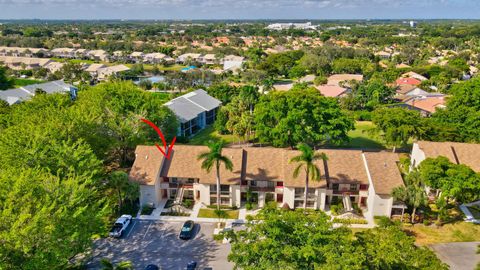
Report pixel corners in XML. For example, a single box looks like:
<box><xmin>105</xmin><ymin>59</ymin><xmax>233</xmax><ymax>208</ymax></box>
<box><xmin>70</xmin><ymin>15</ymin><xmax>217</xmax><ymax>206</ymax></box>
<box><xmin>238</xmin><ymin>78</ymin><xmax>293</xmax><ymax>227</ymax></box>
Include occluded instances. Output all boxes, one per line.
<box><xmin>231</xmin><ymin>185</ymin><xmax>241</xmax><ymax>208</ymax></box>
<box><xmin>139</xmin><ymin>185</ymin><xmax>158</xmax><ymax>207</ymax></box>
<box><xmin>194</xmin><ymin>183</ymin><xmax>210</xmax><ymax>205</ymax></box>
<box><xmin>410</xmin><ymin>142</ymin><xmax>426</xmax><ymax>169</ymax></box>
<box><xmin>317</xmin><ymin>189</ymin><xmax>327</xmax><ymax>210</ymax></box>
<box><xmin>283</xmin><ymin>187</ymin><xmax>295</xmax><ymax>209</ymax></box>
<box><xmin>363</xmin><ymin>153</ymin><xmax>393</xmax><ymax>218</ymax></box>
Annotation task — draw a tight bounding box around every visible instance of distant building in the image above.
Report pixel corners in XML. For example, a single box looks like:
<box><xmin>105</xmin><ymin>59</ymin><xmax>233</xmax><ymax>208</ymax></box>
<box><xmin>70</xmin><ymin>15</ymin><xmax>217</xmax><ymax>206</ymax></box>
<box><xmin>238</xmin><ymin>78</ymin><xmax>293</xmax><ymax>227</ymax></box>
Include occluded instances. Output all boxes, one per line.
<box><xmin>266</xmin><ymin>22</ymin><xmax>316</xmax><ymax>31</ymax></box>
<box><xmin>0</xmin><ymin>80</ymin><xmax>74</xmax><ymax>105</ymax></box>
<box><xmin>409</xmin><ymin>21</ymin><xmax>417</xmax><ymax>28</ymax></box>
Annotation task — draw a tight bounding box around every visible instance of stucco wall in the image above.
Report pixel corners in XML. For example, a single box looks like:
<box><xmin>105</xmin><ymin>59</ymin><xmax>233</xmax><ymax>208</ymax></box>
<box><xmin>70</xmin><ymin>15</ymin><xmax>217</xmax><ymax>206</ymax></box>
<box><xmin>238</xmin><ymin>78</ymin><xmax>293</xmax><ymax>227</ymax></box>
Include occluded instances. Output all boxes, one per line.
<box><xmin>140</xmin><ymin>185</ymin><xmax>158</xmax><ymax>207</ymax></box>
<box><xmin>194</xmin><ymin>183</ymin><xmax>210</xmax><ymax>205</ymax></box>
<box><xmin>283</xmin><ymin>187</ymin><xmax>295</xmax><ymax>209</ymax></box>
<box><xmin>410</xmin><ymin>142</ymin><xmax>426</xmax><ymax>170</ymax></box>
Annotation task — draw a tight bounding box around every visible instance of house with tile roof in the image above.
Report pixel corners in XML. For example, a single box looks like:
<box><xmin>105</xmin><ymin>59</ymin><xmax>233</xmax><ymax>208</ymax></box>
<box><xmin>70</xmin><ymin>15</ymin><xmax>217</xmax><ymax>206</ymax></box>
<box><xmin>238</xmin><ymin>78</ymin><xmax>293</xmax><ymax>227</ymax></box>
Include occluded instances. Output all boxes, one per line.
<box><xmin>129</xmin><ymin>145</ymin><xmax>405</xmax><ymax>218</ymax></box>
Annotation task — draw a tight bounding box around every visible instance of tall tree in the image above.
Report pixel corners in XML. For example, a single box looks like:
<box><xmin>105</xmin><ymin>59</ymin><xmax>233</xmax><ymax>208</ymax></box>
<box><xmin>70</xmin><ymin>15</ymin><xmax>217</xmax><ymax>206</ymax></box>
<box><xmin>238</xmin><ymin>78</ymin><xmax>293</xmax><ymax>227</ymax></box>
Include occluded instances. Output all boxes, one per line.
<box><xmin>197</xmin><ymin>141</ymin><xmax>233</xmax><ymax>210</ymax></box>
<box><xmin>372</xmin><ymin>107</ymin><xmax>425</xmax><ymax>152</ymax></box>
<box><xmin>0</xmin><ymin>66</ymin><xmax>14</xmax><ymax>90</ymax></box>
<box><xmin>254</xmin><ymin>88</ymin><xmax>354</xmax><ymax>148</ymax></box>
<box><xmin>290</xmin><ymin>143</ymin><xmax>327</xmax><ymax>209</ymax></box>
<box><xmin>392</xmin><ymin>170</ymin><xmax>428</xmax><ymax>223</ymax></box>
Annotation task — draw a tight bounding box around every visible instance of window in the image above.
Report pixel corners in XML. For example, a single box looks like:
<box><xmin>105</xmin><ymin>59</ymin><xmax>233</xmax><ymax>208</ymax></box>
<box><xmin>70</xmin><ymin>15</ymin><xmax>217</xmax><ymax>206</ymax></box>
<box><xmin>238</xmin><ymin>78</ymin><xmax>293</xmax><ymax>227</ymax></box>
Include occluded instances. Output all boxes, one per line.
<box><xmin>210</xmin><ymin>185</ymin><xmax>216</xmax><ymax>193</ymax></box>
<box><xmin>250</xmin><ymin>180</ymin><xmax>257</xmax><ymax>187</ymax></box>
<box><xmin>267</xmin><ymin>181</ymin><xmax>275</xmax><ymax>188</ymax></box>
<box><xmin>359</xmin><ymin>184</ymin><xmax>368</xmax><ymax>191</ymax></box>
<box><xmin>332</xmin><ymin>183</ymin><xmax>339</xmax><ymax>190</ymax></box>
<box><xmin>187</xmin><ymin>178</ymin><xmax>195</xmax><ymax>183</ymax></box>
<box><xmin>220</xmin><ymin>185</ymin><xmax>230</xmax><ymax>192</ymax></box>
<box><xmin>171</xmin><ymin>177</ymin><xmax>178</xmax><ymax>183</ymax></box>
<box><xmin>220</xmin><ymin>197</ymin><xmax>230</xmax><ymax>205</ymax></box>
<box><xmin>276</xmin><ymin>181</ymin><xmax>284</xmax><ymax>187</ymax></box>
<box><xmin>295</xmin><ymin>188</ymin><xmax>304</xmax><ymax>196</ymax></box>
<box><xmin>350</xmin><ymin>184</ymin><xmax>357</xmax><ymax>191</ymax></box>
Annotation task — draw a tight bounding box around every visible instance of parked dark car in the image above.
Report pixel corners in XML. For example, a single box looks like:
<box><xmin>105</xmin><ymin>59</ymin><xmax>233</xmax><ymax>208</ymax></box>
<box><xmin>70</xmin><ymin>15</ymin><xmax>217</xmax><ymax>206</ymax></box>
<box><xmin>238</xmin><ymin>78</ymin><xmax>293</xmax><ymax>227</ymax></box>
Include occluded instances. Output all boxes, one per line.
<box><xmin>144</xmin><ymin>265</ymin><xmax>159</xmax><ymax>270</ymax></box>
<box><xmin>186</xmin><ymin>261</ymin><xmax>197</xmax><ymax>270</ymax></box>
<box><xmin>179</xmin><ymin>220</ymin><xmax>195</xmax><ymax>240</ymax></box>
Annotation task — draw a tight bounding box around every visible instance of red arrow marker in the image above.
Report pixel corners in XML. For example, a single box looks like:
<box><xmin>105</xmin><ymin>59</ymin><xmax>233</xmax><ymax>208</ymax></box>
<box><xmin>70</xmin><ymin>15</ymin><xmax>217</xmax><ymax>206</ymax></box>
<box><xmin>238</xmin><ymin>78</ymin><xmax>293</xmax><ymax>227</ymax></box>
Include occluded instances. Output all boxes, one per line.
<box><xmin>141</xmin><ymin>118</ymin><xmax>176</xmax><ymax>159</ymax></box>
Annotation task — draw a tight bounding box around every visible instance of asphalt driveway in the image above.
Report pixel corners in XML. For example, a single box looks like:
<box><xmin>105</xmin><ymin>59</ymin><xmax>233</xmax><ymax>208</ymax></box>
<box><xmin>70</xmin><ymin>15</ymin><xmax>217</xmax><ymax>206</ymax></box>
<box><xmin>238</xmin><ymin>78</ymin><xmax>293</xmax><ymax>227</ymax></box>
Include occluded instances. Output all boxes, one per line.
<box><xmin>87</xmin><ymin>220</ymin><xmax>234</xmax><ymax>270</ymax></box>
<box><xmin>430</xmin><ymin>241</ymin><xmax>480</xmax><ymax>270</ymax></box>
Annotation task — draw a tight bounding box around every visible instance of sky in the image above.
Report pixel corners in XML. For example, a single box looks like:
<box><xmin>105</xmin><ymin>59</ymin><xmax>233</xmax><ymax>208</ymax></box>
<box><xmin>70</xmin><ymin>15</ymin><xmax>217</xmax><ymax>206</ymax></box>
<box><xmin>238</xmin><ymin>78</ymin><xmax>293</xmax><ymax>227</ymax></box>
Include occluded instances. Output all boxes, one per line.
<box><xmin>0</xmin><ymin>0</ymin><xmax>479</xmax><ymax>20</ymax></box>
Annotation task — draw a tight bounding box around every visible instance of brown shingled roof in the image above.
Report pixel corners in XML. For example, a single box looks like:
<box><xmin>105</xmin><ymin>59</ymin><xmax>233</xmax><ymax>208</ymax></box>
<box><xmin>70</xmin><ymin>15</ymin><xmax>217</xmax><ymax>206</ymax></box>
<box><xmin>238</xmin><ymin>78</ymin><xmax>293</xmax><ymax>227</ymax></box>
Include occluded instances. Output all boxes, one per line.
<box><xmin>364</xmin><ymin>152</ymin><xmax>404</xmax><ymax>195</ymax></box>
<box><xmin>160</xmin><ymin>145</ymin><xmax>243</xmax><ymax>185</ymax></box>
<box><xmin>417</xmin><ymin>141</ymin><xmax>480</xmax><ymax>172</ymax></box>
<box><xmin>129</xmin><ymin>146</ymin><xmax>165</xmax><ymax>185</ymax></box>
<box><xmin>130</xmin><ymin>145</ymin><xmax>378</xmax><ymax>188</ymax></box>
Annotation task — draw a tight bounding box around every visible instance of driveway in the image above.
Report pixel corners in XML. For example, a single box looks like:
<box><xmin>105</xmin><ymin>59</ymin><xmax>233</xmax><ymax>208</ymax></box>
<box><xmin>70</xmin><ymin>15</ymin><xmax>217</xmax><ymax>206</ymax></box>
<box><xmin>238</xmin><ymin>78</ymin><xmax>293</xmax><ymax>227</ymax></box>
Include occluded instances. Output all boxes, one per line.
<box><xmin>87</xmin><ymin>220</ymin><xmax>234</xmax><ymax>270</ymax></box>
<box><xmin>430</xmin><ymin>242</ymin><xmax>480</xmax><ymax>270</ymax></box>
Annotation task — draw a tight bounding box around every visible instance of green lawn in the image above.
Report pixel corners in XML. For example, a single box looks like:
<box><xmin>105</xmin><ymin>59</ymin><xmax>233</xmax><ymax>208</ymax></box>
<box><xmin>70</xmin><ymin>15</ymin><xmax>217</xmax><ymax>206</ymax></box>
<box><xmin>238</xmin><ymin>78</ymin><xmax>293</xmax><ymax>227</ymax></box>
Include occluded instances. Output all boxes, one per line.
<box><xmin>187</xmin><ymin>126</ymin><xmax>242</xmax><ymax>145</ymax></box>
<box><xmin>197</xmin><ymin>208</ymin><xmax>239</xmax><ymax>219</ymax></box>
<box><xmin>403</xmin><ymin>222</ymin><xmax>480</xmax><ymax>245</ymax></box>
<box><xmin>329</xmin><ymin>121</ymin><xmax>386</xmax><ymax>150</ymax></box>
<box><xmin>14</xmin><ymin>78</ymin><xmax>45</xmax><ymax>87</ymax></box>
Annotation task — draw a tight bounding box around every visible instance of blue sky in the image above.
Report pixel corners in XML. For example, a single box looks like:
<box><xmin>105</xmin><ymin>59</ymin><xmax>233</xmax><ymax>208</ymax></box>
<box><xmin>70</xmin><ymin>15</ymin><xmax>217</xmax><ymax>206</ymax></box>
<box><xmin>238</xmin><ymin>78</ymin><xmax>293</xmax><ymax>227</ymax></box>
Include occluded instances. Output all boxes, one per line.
<box><xmin>0</xmin><ymin>0</ymin><xmax>479</xmax><ymax>20</ymax></box>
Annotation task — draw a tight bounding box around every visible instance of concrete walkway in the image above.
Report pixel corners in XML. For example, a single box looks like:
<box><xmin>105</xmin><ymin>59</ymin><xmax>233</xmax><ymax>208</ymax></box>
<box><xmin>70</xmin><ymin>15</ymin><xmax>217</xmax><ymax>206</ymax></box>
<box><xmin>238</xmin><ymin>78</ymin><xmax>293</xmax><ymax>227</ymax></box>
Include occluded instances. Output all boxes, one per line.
<box><xmin>190</xmin><ymin>202</ymin><xmax>202</xmax><ymax>219</ymax></box>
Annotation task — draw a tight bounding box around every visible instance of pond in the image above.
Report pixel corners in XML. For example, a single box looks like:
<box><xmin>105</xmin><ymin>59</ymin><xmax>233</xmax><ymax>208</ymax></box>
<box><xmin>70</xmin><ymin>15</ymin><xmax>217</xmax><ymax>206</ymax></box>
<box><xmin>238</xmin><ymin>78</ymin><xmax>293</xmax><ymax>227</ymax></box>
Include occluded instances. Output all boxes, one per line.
<box><xmin>134</xmin><ymin>75</ymin><xmax>165</xmax><ymax>84</ymax></box>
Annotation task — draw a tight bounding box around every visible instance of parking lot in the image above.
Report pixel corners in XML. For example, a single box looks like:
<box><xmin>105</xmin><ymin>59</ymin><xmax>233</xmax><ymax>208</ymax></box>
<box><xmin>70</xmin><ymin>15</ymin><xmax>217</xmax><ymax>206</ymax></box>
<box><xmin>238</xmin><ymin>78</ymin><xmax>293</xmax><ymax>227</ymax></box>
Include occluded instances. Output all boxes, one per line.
<box><xmin>87</xmin><ymin>220</ymin><xmax>234</xmax><ymax>270</ymax></box>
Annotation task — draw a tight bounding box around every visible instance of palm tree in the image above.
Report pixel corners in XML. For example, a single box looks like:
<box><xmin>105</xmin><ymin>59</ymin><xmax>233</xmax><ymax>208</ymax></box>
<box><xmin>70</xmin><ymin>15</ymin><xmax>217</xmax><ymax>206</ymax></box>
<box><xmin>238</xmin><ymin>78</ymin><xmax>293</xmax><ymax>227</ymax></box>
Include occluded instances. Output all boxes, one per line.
<box><xmin>290</xmin><ymin>143</ymin><xmax>328</xmax><ymax>209</ymax></box>
<box><xmin>198</xmin><ymin>141</ymin><xmax>233</xmax><ymax>210</ymax></box>
<box><xmin>392</xmin><ymin>170</ymin><xmax>428</xmax><ymax>223</ymax></box>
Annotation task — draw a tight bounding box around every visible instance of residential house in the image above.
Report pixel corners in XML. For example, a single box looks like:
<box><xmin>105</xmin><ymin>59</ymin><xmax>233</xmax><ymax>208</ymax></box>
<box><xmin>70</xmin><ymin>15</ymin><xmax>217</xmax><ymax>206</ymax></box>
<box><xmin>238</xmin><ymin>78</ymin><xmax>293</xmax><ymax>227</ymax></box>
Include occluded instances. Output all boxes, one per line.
<box><xmin>0</xmin><ymin>56</ymin><xmax>53</xmax><ymax>70</ymax></box>
<box><xmin>199</xmin><ymin>54</ymin><xmax>218</xmax><ymax>65</ymax></box>
<box><xmin>143</xmin><ymin>53</ymin><xmax>174</xmax><ymax>64</ymax></box>
<box><xmin>223</xmin><ymin>55</ymin><xmax>245</xmax><ymax>73</ymax></box>
<box><xmin>44</xmin><ymin>61</ymin><xmax>64</xmax><ymax>73</ymax></box>
<box><xmin>405</xmin><ymin>96</ymin><xmax>447</xmax><ymax>116</ymax></box>
<box><xmin>51</xmin><ymin>48</ymin><xmax>76</xmax><ymax>58</ymax></box>
<box><xmin>411</xmin><ymin>141</ymin><xmax>480</xmax><ymax>173</ymax></box>
<box><xmin>396</xmin><ymin>77</ymin><xmax>422</xmax><ymax>86</ymax></box>
<box><xmin>87</xmin><ymin>50</ymin><xmax>109</xmax><ymax>62</ymax></box>
<box><xmin>129</xmin><ymin>146</ymin><xmax>404</xmax><ymax>218</ymax></box>
<box><xmin>316</xmin><ymin>85</ymin><xmax>350</xmax><ymax>98</ymax></box>
<box><xmin>0</xmin><ymin>80</ymin><xmax>74</xmax><ymax>105</ymax></box>
<box><xmin>401</xmin><ymin>71</ymin><xmax>428</xmax><ymax>82</ymax></box>
<box><xmin>129</xmin><ymin>52</ymin><xmax>145</xmax><ymax>63</ymax></box>
<box><xmin>177</xmin><ymin>53</ymin><xmax>202</xmax><ymax>64</ymax></box>
<box><xmin>85</xmin><ymin>63</ymin><xmax>107</xmax><ymax>78</ymax></box>
<box><xmin>164</xmin><ymin>89</ymin><xmax>221</xmax><ymax>137</ymax></box>
<box><xmin>327</xmin><ymin>74</ymin><xmax>363</xmax><ymax>87</ymax></box>
<box><xmin>96</xmin><ymin>64</ymin><xmax>130</xmax><ymax>81</ymax></box>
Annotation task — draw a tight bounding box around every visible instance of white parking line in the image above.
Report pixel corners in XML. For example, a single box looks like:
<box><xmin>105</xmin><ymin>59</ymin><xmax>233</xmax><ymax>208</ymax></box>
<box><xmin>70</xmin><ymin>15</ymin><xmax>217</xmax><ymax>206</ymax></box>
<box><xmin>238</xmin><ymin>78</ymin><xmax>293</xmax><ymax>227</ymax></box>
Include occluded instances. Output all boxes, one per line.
<box><xmin>125</xmin><ymin>219</ymin><xmax>137</xmax><ymax>238</ymax></box>
<box><xmin>143</xmin><ymin>221</ymin><xmax>153</xmax><ymax>239</ymax></box>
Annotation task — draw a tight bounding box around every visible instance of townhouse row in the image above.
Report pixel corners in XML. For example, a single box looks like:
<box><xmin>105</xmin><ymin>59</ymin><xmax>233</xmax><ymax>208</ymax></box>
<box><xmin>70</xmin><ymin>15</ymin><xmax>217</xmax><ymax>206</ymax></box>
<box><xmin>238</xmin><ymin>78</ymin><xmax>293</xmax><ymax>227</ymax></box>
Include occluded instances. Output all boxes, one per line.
<box><xmin>129</xmin><ymin>145</ymin><xmax>406</xmax><ymax>219</ymax></box>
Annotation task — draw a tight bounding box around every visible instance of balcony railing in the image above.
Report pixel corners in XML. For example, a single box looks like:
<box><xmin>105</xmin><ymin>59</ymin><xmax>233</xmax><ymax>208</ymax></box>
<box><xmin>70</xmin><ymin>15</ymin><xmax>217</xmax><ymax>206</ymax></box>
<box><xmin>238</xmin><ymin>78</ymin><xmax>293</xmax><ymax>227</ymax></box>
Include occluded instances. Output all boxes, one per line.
<box><xmin>249</xmin><ymin>186</ymin><xmax>275</xmax><ymax>192</ymax></box>
<box><xmin>332</xmin><ymin>190</ymin><xmax>359</xmax><ymax>195</ymax></box>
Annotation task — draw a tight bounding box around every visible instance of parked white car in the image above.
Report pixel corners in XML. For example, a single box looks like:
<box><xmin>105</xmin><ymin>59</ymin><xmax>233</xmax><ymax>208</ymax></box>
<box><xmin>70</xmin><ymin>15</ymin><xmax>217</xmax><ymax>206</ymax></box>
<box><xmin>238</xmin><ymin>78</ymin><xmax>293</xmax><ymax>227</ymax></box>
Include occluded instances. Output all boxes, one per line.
<box><xmin>109</xmin><ymin>214</ymin><xmax>132</xmax><ymax>238</ymax></box>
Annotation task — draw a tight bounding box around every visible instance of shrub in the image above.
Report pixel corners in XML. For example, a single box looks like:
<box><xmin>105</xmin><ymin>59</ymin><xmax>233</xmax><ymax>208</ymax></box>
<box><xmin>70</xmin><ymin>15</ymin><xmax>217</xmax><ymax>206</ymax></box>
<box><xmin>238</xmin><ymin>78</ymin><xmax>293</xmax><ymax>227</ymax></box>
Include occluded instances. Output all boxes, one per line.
<box><xmin>246</xmin><ymin>202</ymin><xmax>253</xmax><ymax>210</ymax></box>
<box><xmin>332</xmin><ymin>218</ymin><xmax>368</xmax><ymax>225</ymax></box>
<box><xmin>213</xmin><ymin>234</ymin><xmax>224</xmax><ymax>241</ymax></box>
<box><xmin>375</xmin><ymin>216</ymin><xmax>398</xmax><ymax>227</ymax></box>
<box><xmin>140</xmin><ymin>205</ymin><xmax>155</xmax><ymax>215</ymax></box>
<box><xmin>183</xmin><ymin>199</ymin><xmax>194</xmax><ymax>209</ymax></box>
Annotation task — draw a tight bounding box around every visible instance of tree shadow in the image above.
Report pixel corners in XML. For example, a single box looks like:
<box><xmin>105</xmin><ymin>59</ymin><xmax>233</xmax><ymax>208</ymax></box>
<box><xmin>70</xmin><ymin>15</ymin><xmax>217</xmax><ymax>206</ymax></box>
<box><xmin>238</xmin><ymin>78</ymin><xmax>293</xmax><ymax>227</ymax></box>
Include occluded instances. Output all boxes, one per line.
<box><xmin>86</xmin><ymin>221</ymin><xmax>226</xmax><ymax>270</ymax></box>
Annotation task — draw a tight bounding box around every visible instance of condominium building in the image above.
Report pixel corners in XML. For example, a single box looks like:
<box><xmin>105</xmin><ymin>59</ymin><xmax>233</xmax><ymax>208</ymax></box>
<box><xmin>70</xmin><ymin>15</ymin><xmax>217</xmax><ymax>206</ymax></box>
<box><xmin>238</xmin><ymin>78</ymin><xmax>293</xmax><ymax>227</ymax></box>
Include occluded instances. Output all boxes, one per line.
<box><xmin>129</xmin><ymin>145</ymin><xmax>405</xmax><ymax>218</ymax></box>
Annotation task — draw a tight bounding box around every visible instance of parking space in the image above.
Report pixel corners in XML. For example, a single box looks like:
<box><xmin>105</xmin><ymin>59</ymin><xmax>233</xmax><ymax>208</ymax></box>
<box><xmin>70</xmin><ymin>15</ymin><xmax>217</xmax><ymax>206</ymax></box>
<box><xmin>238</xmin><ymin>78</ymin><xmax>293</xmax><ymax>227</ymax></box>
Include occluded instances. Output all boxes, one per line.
<box><xmin>87</xmin><ymin>220</ymin><xmax>233</xmax><ymax>270</ymax></box>
<box><xmin>430</xmin><ymin>242</ymin><xmax>480</xmax><ymax>270</ymax></box>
